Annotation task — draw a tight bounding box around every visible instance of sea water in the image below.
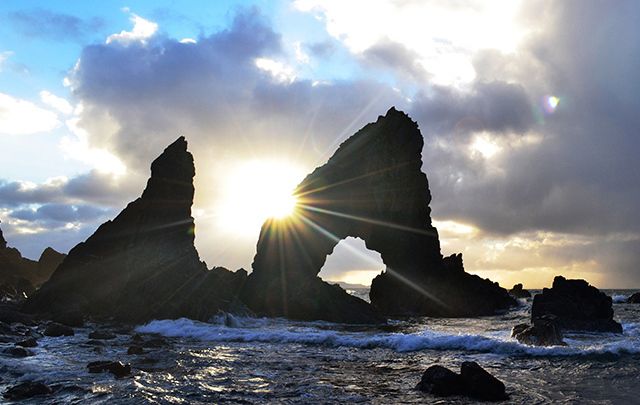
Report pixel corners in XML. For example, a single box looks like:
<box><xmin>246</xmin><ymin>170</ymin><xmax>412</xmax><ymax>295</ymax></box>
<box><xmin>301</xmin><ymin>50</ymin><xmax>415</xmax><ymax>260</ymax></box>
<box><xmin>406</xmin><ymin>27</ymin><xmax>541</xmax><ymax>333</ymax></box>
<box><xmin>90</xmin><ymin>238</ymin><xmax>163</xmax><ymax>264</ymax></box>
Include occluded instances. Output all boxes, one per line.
<box><xmin>2</xmin><ymin>290</ymin><xmax>639</xmax><ymax>403</ymax></box>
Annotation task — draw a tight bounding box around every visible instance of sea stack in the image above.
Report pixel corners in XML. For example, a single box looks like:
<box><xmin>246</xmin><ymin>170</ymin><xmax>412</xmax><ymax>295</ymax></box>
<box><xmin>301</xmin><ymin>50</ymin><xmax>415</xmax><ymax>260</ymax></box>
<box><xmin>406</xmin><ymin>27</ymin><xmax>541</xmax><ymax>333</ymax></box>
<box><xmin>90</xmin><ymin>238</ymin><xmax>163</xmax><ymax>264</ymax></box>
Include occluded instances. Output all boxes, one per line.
<box><xmin>532</xmin><ymin>276</ymin><xmax>622</xmax><ymax>333</ymax></box>
<box><xmin>25</xmin><ymin>137</ymin><xmax>246</xmax><ymax>323</ymax></box>
<box><xmin>242</xmin><ymin>108</ymin><xmax>515</xmax><ymax>322</ymax></box>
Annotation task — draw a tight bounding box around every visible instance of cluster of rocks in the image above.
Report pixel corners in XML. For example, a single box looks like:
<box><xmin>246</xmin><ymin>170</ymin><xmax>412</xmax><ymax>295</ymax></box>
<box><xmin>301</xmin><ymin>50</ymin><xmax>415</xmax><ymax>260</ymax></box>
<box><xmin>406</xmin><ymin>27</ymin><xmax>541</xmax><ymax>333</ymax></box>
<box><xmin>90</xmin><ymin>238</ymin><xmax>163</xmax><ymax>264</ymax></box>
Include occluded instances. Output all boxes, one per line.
<box><xmin>509</xmin><ymin>283</ymin><xmax>531</xmax><ymax>299</ymax></box>
<box><xmin>9</xmin><ymin>109</ymin><xmax>516</xmax><ymax>326</ymax></box>
<box><xmin>627</xmin><ymin>292</ymin><xmax>640</xmax><ymax>303</ymax></box>
<box><xmin>416</xmin><ymin>361</ymin><xmax>508</xmax><ymax>401</ymax></box>
<box><xmin>512</xmin><ymin>276</ymin><xmax>622</xmax><ymax>346</ymax></box>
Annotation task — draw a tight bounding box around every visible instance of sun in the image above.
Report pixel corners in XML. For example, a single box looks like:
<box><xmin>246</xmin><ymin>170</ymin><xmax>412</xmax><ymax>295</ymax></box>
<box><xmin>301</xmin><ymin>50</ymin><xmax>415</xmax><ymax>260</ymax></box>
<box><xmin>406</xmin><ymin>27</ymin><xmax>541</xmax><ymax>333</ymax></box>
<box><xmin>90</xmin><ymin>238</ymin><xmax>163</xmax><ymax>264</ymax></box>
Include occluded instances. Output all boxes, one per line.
<box><xmin>216</xmin><ymin>159</ymin><xmax>305</xmax><ymax>236</ymax></box>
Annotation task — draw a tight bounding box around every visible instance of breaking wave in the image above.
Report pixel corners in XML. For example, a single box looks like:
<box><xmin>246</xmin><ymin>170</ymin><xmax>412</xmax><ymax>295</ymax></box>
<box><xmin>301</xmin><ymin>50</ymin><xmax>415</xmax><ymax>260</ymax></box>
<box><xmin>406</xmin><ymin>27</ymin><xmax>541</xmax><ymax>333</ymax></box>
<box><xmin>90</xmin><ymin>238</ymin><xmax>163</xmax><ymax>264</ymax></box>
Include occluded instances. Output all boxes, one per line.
<box><xmin>136</xmin><ymin>317</ymin><xmax>640</xmax><ymax>358</ymax></box>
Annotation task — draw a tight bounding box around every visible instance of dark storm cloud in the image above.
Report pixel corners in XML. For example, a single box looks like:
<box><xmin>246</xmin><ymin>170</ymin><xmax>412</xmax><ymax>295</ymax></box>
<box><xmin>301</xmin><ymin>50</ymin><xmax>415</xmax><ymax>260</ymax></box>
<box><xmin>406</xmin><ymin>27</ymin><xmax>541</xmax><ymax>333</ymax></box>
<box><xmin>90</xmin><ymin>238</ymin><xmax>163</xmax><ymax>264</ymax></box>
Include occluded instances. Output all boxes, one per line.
<box><xmin>11</xmin><ymin>204</ymin><xmax>109</xmax><ymax>224</ymax></box>
<box><xmin>7</xmin><ymin>9</ymin><xmax>104</xmax><ymax>41</ymax></box>
<box><xmin>360</xmin><ymin>39</ymin><xmax>429</xmax><ymax>81</ymax></box>
<box><xmin>411</xmin><ymin>80</ymin><xmax>535</xmax><ymax>136</ymax></box>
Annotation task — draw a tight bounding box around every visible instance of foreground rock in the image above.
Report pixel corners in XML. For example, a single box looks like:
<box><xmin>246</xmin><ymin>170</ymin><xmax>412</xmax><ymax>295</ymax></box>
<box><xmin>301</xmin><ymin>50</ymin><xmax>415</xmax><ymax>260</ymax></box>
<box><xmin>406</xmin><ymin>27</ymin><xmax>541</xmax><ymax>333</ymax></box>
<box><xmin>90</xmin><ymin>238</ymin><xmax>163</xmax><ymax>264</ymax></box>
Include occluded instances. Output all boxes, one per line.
<box><xmin>628</xmin><ymin>292</ymin><xmax>640</xmax><ymax>303</ymax></box>
<box><xmin>89</xmin><ymin>330</ymin><xmax>116</xmax><ymax>340</ymax></box>
<box><xmin>509</xmin><ymin>283</ymin><xmax>531</xmax><ymax>299</ymax></box>
<box><xmin>4</xmin><ymin>381</ymin><xmax>52</xmax><ymax>400</ymax></box>
<box><xmin>0</xmin><ymin>222</ymin><xmax>65</xmax><ymax>301</ymax></box>
<box><xmin>242</xmin><ymin>108</ymin><xmax>515</xmax><ymax>322</ymax></box>
<box><xmin>532</xmin><ymin>276</ymin><xmax>622</xmax><ymax>333</ymax></box>
<box><xmin>87</xmin><ymin>361</ymin><xmax>131</xmax><ymax>378</ymax></box>
<box><xmin>512</xmin><ymin>315</ymin><xmax>566</xmax><ymax>346</ymax></box>
<box><xmin>417</xmin><ymin>362</ymin><xmax>507</xmax><ymax>401</ymax></box>
<box><xmin>43</xmin><ymin>322</ymin><xmax>74</xmax><ymax>337</ymax></box>
<box><xmin>25</xmin><ymin>137</ymin><xmax>246</xmax><ymax>323</ymax></box>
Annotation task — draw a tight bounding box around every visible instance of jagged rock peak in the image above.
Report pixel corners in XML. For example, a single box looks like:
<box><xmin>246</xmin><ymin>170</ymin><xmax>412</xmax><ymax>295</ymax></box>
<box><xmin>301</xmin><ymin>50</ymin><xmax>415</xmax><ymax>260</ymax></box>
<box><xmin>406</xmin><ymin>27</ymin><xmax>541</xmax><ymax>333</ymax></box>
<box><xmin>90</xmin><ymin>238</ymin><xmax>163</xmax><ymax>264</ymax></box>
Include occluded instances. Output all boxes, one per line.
<box><xmin>0</xmin><ymin>221</ymin><xmax>7</xmax><ymax>249</ymax></box>
<box><xmin>141</xmin><ymin>136</ymin><xmax>195</xmax><ymax>201</ymax></box>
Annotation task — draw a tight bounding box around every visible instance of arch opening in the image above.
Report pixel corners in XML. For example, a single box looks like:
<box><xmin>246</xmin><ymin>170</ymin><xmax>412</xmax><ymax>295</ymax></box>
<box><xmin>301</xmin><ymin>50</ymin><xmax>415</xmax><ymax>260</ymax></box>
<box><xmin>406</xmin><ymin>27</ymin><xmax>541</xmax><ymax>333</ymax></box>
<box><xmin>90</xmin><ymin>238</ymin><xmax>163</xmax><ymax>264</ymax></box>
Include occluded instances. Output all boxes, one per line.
<box><xmin>318</xmin><ymin>237</ymin><xmax>385</xmax><ymax>300</ymax></box>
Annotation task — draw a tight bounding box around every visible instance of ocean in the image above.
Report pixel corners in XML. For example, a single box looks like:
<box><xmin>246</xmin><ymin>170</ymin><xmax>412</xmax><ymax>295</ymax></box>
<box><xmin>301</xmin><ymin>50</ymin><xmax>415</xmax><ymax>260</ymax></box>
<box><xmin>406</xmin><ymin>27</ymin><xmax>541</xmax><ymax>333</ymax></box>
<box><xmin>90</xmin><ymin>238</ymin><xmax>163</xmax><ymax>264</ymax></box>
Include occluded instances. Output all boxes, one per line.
<box><xmin>3</xmin><ymin>289</ymin><xmax>639</xmax><ymax>404</ymax></box>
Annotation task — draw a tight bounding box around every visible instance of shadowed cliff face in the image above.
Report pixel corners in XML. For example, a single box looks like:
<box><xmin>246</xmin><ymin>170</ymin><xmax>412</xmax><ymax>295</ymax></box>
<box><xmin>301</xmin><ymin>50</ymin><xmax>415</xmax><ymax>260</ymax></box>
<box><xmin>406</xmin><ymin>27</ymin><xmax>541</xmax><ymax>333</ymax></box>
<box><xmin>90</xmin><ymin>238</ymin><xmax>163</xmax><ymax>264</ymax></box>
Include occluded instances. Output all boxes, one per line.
<box><xmin>25</xmin><ymin>137</ymin><xmax>246</xmax><ymax>322</ymax></box>
<box><xmin>0</xmin><ymin>222</ymin><xmax>65</xmax><ymax>299</ymax></box>
<box><xmin>242</xmin><ymin>108</ymin><xmax>515</xmax><ymax>322</ymax></box>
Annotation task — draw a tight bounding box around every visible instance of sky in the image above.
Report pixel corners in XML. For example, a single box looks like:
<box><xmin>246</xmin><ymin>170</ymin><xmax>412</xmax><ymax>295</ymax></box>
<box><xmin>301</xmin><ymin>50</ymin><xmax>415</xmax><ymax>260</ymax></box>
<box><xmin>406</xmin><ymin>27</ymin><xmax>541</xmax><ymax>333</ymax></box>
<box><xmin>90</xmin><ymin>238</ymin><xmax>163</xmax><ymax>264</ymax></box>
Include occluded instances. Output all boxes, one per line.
<box><xmin>1</xmin><ymin>0</ymin><xmax>639</xmax><ymax>288</ymax></box>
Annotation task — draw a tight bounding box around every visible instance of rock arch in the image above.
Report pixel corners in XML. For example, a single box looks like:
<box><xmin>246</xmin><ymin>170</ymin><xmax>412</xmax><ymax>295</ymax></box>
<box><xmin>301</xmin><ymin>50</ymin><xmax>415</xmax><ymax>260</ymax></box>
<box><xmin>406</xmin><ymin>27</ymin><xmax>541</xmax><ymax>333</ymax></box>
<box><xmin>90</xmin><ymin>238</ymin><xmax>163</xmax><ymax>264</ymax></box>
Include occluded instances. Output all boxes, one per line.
<box><xmin>242</xmin><ymin>108</ymin><xmax>515</xmax><ymax>323</ymax></box>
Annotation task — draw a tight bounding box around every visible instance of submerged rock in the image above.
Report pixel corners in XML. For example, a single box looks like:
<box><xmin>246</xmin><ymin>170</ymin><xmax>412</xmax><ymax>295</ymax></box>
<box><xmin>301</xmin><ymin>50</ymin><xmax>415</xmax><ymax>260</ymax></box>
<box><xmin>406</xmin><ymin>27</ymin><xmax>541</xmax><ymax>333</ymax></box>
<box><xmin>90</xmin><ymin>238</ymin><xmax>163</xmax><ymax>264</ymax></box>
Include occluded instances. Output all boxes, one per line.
<box><xmin>627</xmin><ymin>292</ymin><xmax>640</xmax><ymax>303</ymax></box>
<box><xmin>242</xmin><ymin>108</ymin><xmax>515</xmax><ymax>322</ymax></box>
<box><xmin>3</xmin><ymin>381</ymin><xmax>52</xmax><ymax>400</ymax></box>
<box><xmin>88</xmin><ymin>330</ymin><xmax>116</xmax><ymax>340</ymax></box>
<box><xmin>16</xmin><ymin>337</ymin><xmax>37</xmax><ymax>348</ymax></box>
<box><xmin>87</xmin><ymin>360</ymin><xmax>131</xmax><ymax>378</ymax></box>
<box><xmin>416</xmin><ymin>362</ymin><xmax>507</xmax><ymax>401</ymax></box>
<box><xmin>509</xmin><ymin>283</ymin><xmax>531</xmax><ymax>299</ymax></box>
<box><xmin>25</xmin><ymin>137</ymin><xmax>246</xmax><ymax>323</ymax></box>
<box><xmin>3</xmin><ymin>346</ymin><xmax>32</xmax><ymax>357</ymax></box>
<box><xmin>460</xmin><ymin>361</ymin><xmax>508</xmax><ymax>401</ymax></box>
<box><xmin>532</xmin><ymin>276</ymin><xmax>622</xmax><ymax>333</ymax></box>
<box><xmin>127</xmin><ymin>345</ymin><xmax>144</xmax><ymax>355</ymax></box>
<box><xmin>43</xmin><ymin>322</ymin><xmax>74</xmax><ymax>337</ymax></box>
<box><xmin>512</xmin><ymin>315</ymin><xmax>566</xmax><ymax>346</ymax></box>
<box><xmin>416</xmin><ymin>365</ymin><xmax>464</xmax><ymax>396</ymax></box>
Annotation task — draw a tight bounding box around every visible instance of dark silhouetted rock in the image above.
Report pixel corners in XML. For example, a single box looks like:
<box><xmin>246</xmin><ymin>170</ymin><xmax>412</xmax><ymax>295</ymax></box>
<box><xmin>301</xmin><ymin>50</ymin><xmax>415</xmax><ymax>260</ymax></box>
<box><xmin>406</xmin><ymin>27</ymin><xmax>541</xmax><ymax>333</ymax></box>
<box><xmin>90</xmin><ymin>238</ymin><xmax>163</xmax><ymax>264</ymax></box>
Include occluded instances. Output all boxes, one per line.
<box><xmin>43</xmin><ymin>322</ymin><xmax>74</xmax><ymax>337</ymax></box>
<box><xmin>3</xmin><ymin>346</ymin><xmax>32</xmax><ymax>357</ymax></box>
<box><xmin>4</xmin><ymin>381</ymin><xmax>52</xmax><ymax>400</ymax></box>
<box><xmin>0</xmin><ymin>222</ymin><xmax>65</xmax><ymax>301</ymax></box>
<box><xmin>460</xmin><ymin>361</ymin><xmax>507</xmax><ymax>401</ymax></box>
<box><xmin>512</xmin><ymin>315</ymin><xmax>565</xmax><ymax>346</ymax></box>
<box><xmin>0</xmin><ymin>306</ymin><xmax>34</xmax><ymax>325</ymax></box>
<box><xmin>25</xmin><ymin>137</ymin><xmax>247</xmax><ymax>323</ymax></box>
<box><xmin>127</xmin><ymin>345</ymin><xmax>144</xmax><ymax>355</ymax></box>
<box><xmin>242</xmin><ymin>108</ymin><xmax>515</xmax><ymax>322</ymax></box>
<box><xmin>416</xmin><ymin>365</ymin><xmax>464</xmax><ymax>396</ymax></box>
<box><xmin>532</xmin><ymin>276</ymin><xmax>622</xmax><ymax>333</ymax></box>
<box><xmin>16</xmin><ymin>337</ymin><xmax>37</xmax><ymax>348</ymax></box>
<box><xmin>89</xmin><ymin>330</ymin><xmax>116</xmax><ymax>340</ymax></box>
<box><xmin>87</xmin><ymin>360</ymin><xmax>131</xmax><ymax>378</ymax></box>
<box><xmin>509</xmin><ymin>283</ymin><xmax>531</xmax><ymax>299</ymax></box>
<box><xmin>628</xmin><ymin>292</ymin><xmax>640</xmax><ymax>303</ymax></box>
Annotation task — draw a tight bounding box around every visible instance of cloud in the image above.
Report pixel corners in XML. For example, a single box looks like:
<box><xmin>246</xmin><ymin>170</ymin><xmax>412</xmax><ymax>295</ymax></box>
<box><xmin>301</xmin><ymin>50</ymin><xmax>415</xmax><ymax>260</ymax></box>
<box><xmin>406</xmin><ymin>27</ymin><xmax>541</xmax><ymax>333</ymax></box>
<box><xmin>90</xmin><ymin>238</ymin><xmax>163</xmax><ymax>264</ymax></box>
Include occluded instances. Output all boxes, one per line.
<box><xmin>360</xmin><ymin>38</ymin><xmax>429</xmax><ymax>82</ymax></box>
<box><xmin>106</xmin><ymin>13</ymin><xmax>158</xmax><ymax>45</ymax></box>
<box><xmin>39</xmin><ymin>91</ymin><xmax>73</xmax><ymax>115</ymax></box>
<box><xmin>0</xmin><ymin>93</ymin><xmax>60</xmax><ymax>135</ymax></box>
<box><xmin>7</xmin><ymin>9</ymin><xmax>104</xmax><ymax>41</ymax></box>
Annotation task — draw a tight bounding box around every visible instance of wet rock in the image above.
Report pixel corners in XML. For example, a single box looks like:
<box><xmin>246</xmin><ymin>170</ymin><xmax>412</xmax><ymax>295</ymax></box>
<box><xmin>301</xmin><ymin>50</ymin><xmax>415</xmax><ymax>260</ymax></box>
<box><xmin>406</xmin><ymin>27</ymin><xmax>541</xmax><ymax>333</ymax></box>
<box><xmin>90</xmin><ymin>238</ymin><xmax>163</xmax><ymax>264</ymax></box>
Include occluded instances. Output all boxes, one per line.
<box><xmin>16</xmin><ymin>337</ymin><xmax>37</xmax><ymax>347</ymax></box>
<box><xmin>627</xmin><ymin>292</ymin><xmax>640</xmax><ymax>303</ymax></box>
<box><xmin>532</xmin><ymin>276</ymin><xmax>622</xmax><ymax>333</ymax></box>
<box><xmin>512</xmin><ymin>315</ymin><xmax>566</xmax><ymax>346</ymax></box>
<box><xmin>3</xmin><ymin>347</ymin><xmax>32</xmax><ymax>357</ymax></box>
<box><xmin>131</xmin><ymin>333</ymin><xmax>144</xmax><ymax>343</ymax></box>
<box><xmin>415</xmin><ymin>365</ymin><xmax>464</xmax><ymax>396</ymax></box>
<box><xmin>0</xmin><ymin>307</ymin><xmax>34</xmax><ymax>325</ymax></box>
<box><xmin>87</xmin><ymin>360</ymin><xmax>131</xmax><ymax>378</ymax></box>
<box><xmin>51</xmin><ymin>310</ymin><xmax>84</xmax><ymax>327</ymax></box>
<box><xmin>460</xmin><ymin>361</ymin><xmax>508</xmax><ymax>401</ymax></box>
<box><xmin>85</xmin><ymin>340</ymin><xmax>105</xmax><ymax>346</ymax></box>
<box><xmin>3</xmin><ymin>381</ymin><xmax>52</xmax><ymax>400</ymax></box>
<box><xmin>43</xmin><ymin>322</ymin><xmax>74</xmax><ymax>337</ymax></box>
<box><xmin>25</xmin><ymin>137</ymin><xmax>247</xmax><ymax>323</ymax></box>
<box><xmin>509</xmin><ymin>283</ymin><xmax>531</xmax><ymax>299</ymax></box>
<box><xmin>242</xmin><ymin>108</ymin><xmax>515</xmax><ymax>322</ymax></box>
<box><xmin>144</xmin><ymin>337</ymin><xmax>168</xmax><ymax>348</ymax></box>
<box><xmin>127</xmin><ymin>345</ymin><xmax>144</xmax><ymax>355</ymax></box>
<box><xmin>89</xmin><ymin>330</ymin><xmax>116</xmax><ymax>340</ymax></box>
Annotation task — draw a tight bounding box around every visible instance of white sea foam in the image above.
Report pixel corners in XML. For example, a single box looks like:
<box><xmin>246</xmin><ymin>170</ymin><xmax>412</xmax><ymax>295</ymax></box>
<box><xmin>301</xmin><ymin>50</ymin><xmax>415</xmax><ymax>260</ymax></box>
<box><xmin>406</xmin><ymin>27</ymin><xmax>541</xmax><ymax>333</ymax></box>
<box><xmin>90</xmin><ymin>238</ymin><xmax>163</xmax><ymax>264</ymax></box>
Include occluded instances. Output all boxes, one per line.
<box><xmin>612</xmin><ymin>294</ymin><xmax>629</xmax><ymax>303</ymax></box>
<box><xmin>136</xmin><ymin>317</ymin><xmax>640</xmax><ymax>358</ymax></box>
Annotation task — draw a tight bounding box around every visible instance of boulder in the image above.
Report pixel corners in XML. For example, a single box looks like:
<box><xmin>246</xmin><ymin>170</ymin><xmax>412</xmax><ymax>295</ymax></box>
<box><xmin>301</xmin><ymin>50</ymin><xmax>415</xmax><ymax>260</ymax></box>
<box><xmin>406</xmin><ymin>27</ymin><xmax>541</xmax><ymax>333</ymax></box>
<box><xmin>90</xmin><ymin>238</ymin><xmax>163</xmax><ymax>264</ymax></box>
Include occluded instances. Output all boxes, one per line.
<box><xmin>89</xmin><ymin>330</ymin><xmax>116</xmax><ymax>340</ymax></box>
<box><xmin>532</xmin><ymin>276</ymin><xmax>622</xmax><ymax>333</ymax></box>
<box><xmin>415</xmin><ymin>365</ymin><xmax>464</xmax><ymax>396</ymax></box>
<box><xmin>509</xmin><ymin>283</ymin><xmax>531</xmax><ymax>299</ymax></box>
<box><xmin>43</xmin><ymin>322</ymin><xmax>74</xmax><ymax>337</ymax></box>
<box><xmin>16</xmin><ymin>337</ymin><xmax>38</xmax><ymax>347</ymax></box>
<box><xmin>87</xmin><ymin>360</ymin><xmax>131</xmax><ymax>378</ymax></box>
<box><xmin>3</xmin><ymin>346</ymin><xmax>32</xmax><ymax>357</ymax></box>
<box><xmin>460</xmin><ymin>361</ymin><xmax>508</xmax><ymax>401</ymax></box>
<box><xmin>627</xmin><ymin>292</ymin><xmax>640</xmax><ymax>303</ymax></box>
<box><xmin>242</xmin><ymin>108</ymin><xmax>515</xmax><ymax>322</ymax></box>
<box><xmin>127</xmin><ymin>345</ymin><xmax>144</xmax><ymax>355</ymax></box>
<box><xmin>25</xmin><ymin>137</ymin><xmax>247</xmax><ymax>323</ymax></box>
<box><xmin>512</xmin><ymin>315</ymin><xmax>565</xmax><ymax>346</ymax></box>
<box><xmin>3</xmin><ymin>382</ymin><xmax>52</xmax><ymax>400</ymax></box>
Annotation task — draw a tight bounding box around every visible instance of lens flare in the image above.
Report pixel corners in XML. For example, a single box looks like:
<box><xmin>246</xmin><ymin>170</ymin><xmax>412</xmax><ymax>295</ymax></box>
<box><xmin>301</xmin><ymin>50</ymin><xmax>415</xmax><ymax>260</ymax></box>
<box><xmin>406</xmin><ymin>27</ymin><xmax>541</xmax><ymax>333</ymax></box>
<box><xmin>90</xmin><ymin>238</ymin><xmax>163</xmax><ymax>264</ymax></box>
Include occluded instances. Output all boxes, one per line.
<box><xmin>544</xmin><ymin>95</ymin><xmax>560</xmax><ymax>113</ymax></box>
